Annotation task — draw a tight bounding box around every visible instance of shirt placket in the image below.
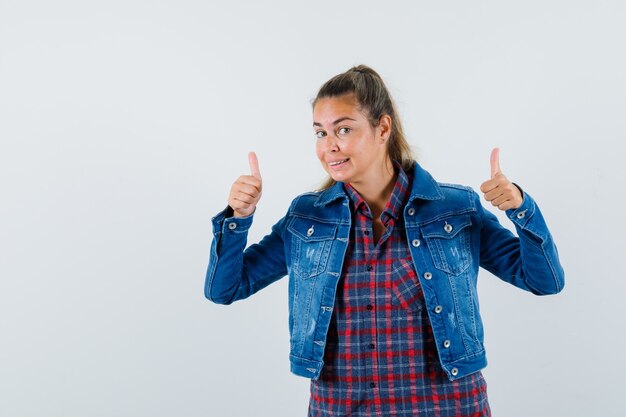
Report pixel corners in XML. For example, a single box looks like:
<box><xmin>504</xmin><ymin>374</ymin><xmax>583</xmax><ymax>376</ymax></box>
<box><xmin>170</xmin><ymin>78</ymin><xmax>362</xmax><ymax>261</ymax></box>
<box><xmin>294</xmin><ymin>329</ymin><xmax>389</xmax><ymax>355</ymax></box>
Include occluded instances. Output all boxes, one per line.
<box><xmin>359</xmin><ymin>205</ymin><xmax>397</xmax><ymax>413</ymax></box>
<box><xmin>352</xmin><ymin>206</ymin><xmax>379</xmax><ymax>412</ymax></box>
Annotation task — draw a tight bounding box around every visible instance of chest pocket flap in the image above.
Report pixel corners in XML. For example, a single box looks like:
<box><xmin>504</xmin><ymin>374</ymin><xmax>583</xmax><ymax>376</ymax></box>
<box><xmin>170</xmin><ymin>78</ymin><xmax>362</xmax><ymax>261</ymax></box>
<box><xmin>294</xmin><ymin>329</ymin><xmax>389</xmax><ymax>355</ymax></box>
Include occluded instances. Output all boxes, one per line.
<box><xmin>288</xmin><ymin>217</ymin><xmax>337</xmax><ymax>242</ymax></box>
<box><xmin>421</xmin><ymin>215</ymin><xmax>471</xmax><ymax>239</ymax></box>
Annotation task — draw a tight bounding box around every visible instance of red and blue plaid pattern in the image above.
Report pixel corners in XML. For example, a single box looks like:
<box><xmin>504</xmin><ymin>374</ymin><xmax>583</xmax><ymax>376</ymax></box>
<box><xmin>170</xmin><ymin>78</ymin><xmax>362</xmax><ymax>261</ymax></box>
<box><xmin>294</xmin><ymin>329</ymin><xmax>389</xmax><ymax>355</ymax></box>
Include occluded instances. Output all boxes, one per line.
<box><xmin>308</xmin><ymin>165</ymin><xmax>491</xmax><ymax>417</ymax></box>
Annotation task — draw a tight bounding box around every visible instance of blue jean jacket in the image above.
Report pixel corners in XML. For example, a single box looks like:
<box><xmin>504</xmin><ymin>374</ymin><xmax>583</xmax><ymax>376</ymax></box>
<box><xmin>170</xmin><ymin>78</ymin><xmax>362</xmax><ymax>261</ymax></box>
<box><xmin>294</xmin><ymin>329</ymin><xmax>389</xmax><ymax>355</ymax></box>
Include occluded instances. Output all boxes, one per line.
<box><xmin>205</xmin><ymin>161</ymin><xmax>564</xmax><ymax>381</ymax></box>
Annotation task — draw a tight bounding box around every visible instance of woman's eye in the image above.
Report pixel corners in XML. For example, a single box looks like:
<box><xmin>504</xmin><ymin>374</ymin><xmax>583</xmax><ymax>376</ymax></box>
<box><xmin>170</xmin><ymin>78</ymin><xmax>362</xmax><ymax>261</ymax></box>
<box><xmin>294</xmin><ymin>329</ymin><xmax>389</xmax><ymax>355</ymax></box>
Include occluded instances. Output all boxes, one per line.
<box><xmin>315</xmin><ymin>131</ymin><xmax>326</xmax><ymax>139</ymax></box>
<box><xmin>338</xmin><ymin>127</ymin><xmax>351</xmax><ymax>135</ymax></box>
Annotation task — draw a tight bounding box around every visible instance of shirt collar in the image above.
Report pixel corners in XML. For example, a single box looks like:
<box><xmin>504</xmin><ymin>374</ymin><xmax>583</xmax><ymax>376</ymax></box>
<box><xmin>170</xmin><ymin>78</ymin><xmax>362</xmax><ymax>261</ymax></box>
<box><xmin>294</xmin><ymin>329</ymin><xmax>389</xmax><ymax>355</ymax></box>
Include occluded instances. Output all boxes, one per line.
<box><xmin>314</xmin><ymin>160</ymin><xmax>444</xmax><ymax>208</ymax></box>
<box><xmin>343</xmin><ymin>161</ymin><xmax>412</xmax><ymax>222</ymax></box>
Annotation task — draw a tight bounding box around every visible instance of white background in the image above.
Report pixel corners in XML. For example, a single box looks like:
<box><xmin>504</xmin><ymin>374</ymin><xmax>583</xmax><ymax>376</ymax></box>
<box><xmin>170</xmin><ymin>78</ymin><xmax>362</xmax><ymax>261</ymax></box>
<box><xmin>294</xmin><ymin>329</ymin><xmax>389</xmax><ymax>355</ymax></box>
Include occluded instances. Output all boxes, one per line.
<box><xmin>1</xmin><ymin>1</ymin><xmax>624</xmax><ymax>416</ymax></box>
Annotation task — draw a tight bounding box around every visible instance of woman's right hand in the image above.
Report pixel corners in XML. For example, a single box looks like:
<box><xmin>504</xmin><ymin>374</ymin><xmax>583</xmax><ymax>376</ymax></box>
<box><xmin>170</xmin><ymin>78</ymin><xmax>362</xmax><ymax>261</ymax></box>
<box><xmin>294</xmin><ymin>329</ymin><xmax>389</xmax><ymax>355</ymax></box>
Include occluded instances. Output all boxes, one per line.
<box><xmin>228</xmin><ymin>152</ymin><xmax>263</xmax><ymax>218</ymax></box>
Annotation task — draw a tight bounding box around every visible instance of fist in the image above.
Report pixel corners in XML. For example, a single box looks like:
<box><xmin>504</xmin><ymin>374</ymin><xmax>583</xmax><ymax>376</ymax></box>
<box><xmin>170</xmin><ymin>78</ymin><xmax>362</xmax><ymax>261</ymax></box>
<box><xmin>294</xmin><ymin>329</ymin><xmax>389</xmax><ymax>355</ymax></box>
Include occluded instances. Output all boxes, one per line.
<box><xmin>479</xmin><ymin>148</ymin><xmax>523</xmax><ymax>211</ymax></box>
<box><xmin>228</xmin><ymin>152</ymin><xmax>263</xmax><ymax>218</ymax></box>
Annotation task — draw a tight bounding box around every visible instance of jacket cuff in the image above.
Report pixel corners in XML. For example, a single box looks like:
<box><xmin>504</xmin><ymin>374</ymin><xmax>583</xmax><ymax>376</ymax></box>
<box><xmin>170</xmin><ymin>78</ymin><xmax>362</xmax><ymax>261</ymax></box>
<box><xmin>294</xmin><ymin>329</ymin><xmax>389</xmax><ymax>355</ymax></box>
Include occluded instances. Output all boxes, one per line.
<box><xmin>505</xmin><ymin>188</ymin><xmax>536</xmax><ymax>229</ymax></box>
<box><xmin>211</xmin><ymin>206</ymin><xmax>255</xmax><ymax>236</ymax></box>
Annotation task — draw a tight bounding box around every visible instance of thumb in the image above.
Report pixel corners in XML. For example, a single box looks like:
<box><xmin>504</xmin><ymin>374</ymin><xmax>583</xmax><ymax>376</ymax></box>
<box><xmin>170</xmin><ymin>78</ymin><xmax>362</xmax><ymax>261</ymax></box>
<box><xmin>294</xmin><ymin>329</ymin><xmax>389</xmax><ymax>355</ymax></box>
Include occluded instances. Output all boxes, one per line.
<box><xmin>248</xmin><ymin>151</ymin><xmax>262</xmax><ymax>180</ymax></box>
<box><xmin>490</xmin><ymin>147</ymin><xmax>501</xmax><ymax>178</ymax></box>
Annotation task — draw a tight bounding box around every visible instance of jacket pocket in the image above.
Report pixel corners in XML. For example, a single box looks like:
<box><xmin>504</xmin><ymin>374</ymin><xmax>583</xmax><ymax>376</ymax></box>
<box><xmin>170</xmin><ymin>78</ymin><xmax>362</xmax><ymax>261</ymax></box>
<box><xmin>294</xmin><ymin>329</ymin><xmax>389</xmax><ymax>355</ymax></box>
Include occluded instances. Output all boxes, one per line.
<box><xmin>288</xmin><ymin>217</ymin><xmax>337</xmax><ymax>278</ymax></box>
<box><xmin>421</xmin><ymin>215</ymin><xmax>472</xmax><ymax>276</ymax></box>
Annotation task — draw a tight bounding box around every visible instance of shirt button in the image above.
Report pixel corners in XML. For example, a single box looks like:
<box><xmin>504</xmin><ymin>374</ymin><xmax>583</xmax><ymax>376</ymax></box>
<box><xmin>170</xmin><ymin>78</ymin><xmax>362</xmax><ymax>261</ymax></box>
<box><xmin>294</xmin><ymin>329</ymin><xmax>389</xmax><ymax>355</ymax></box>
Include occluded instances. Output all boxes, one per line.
<box><xmin>434</xmin><ymin>305</ymin><xmax>443</xmax><ymax>314</ymax></box>
<box><xmin>369</xmin><ymin>343</ymin><xmax>375</xmax><ymax>349</ymax></box>
<box><xmin>423</xmin><ymin>272</ymin><xmax>432</xmax><ymax>280</ymax></box>
<box><xmin>228</xmin><ymin>222</ymin><xmax>237</xmax><ymax>230</ymax></box>
<box><xmin>366</xmin><ymin>304</ymin><xmax>374</xmax><ymax>310</ymax></box>
<box><xmin>370</xmin><ymin>382</ymin><xmax>376</xmax><ymax>388</ymax></box>
<box><xmin>451</xmin><ymin>367</ymin><xmax>459</xmax><ymax>376</ymax></box>
<box><xmin>407</xmin><ymin>207</ymin><xmax>415</xmax><ymax>216</ymax></box>
<box><xmin>443</xmin><ymin>340</ymin><xmax>451</xmax><ymax>348</ymax></box>
<box><xmin>364</xmin><ymin>230</ymin><xmax>370</xmax><ymax>235</ymax></box>
<box><xmin>412</xmin><ymin>239</ymin><xmax>421</xmax><ymax>247</ymax></box>
<box><xmin>367</xmin><ymin>265</ymin><xmax>374</xmax><ymax>272</ymax></box>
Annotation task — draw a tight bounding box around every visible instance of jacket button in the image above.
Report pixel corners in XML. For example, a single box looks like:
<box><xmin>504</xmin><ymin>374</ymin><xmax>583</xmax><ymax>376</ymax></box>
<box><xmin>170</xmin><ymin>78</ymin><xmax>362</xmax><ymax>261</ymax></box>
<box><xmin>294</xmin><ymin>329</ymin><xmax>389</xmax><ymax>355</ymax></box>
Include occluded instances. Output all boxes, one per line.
<box><xmin>307</xmin><ymin>226</ymin><xmax>315</xmax><ymax>236</ymax></box>
<box><xmin>407</xmin><ymin>207</ymin><xmax>415</xmax><ymax>216</ymax></box>
<box><xmin>444</xmin><ymin>222</ymin><xmax>453</xmax><ymax>233</ymax></box>
<box><xmin>516</xmin><ymin>211</ymin><xmax>526</xmax><ymax>219</ymax></box>
<box><xmin>423</xmin><ymin>272</ymin><xmax>432</xmax><ymax>280</ymax></box>
<box><xmin>451</xmin><ymin>367</ymin><xmax>458</xmax><ymax>376</ymax></box>
<box><xmin>412</xmin><ymin>239</ymin><xmax>421</xmax><ymax>247</ymax></box>
<box><xmin>434</xmin><ymin>305</ymin><xmax>443</xmax><ymax>314</ymax></box>
<box><xmin>228</xmin><ymin>222</ymin><xmax>237</xmax><ymax>230</ymax></box>
<box><xmin>443</xmin><ymin>340</ymin><xmax>451</xmax><ymax>348</ymax></box>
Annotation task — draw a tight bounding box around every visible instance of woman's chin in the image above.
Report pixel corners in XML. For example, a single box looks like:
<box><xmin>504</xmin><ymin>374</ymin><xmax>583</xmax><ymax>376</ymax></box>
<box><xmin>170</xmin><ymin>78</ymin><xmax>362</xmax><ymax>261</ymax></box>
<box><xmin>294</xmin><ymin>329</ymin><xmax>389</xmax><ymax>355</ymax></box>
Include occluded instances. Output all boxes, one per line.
<box><xmin>322</xmin><ymin>163</ymin><xmax>354</xmax><ymax>183</ymax></box>
<box><xmin>329</xmin><ymin>171</ymin><xmax>351</xmax><ymax>183</ymax></box>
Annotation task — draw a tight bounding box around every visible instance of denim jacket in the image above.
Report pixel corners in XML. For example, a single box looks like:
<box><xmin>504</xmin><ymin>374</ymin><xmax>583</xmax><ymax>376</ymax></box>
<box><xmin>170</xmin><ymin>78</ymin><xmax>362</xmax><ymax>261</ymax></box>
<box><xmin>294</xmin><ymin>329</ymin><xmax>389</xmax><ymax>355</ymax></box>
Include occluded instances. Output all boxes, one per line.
<box><xmin>205</xmin><ymin>161</ymin><xmax>564</xmax><ymax>381</ymax></box>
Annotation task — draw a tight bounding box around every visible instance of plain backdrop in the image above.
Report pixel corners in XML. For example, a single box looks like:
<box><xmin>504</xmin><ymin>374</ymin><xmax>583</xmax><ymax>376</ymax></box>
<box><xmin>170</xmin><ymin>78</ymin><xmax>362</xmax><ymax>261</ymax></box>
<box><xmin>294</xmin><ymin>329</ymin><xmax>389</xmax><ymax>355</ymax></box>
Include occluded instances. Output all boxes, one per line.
<box><xmin>1</xmin><ymin>1</ymin><xmax>625</xmax><ymax>416</ymax></box>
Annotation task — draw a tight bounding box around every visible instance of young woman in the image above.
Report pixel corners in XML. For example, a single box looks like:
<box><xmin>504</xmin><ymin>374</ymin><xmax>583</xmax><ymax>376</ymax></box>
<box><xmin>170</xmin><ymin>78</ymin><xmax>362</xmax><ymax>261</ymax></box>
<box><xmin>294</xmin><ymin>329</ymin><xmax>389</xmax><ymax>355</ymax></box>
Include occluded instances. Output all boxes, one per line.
<box><xmin>205</xmin><ymin>65</ymin><xmax>564</xmax><ymax>416</ymax></box>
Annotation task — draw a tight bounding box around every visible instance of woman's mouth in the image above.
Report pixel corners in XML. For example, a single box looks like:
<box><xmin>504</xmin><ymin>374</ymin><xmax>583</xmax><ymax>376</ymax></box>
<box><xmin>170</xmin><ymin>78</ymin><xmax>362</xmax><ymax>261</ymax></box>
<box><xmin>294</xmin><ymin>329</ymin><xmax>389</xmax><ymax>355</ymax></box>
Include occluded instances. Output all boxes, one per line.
<box><xmin>328</xmin><ymin>158</ymin><xmax>350</xmax><ymax>167</ymax></box>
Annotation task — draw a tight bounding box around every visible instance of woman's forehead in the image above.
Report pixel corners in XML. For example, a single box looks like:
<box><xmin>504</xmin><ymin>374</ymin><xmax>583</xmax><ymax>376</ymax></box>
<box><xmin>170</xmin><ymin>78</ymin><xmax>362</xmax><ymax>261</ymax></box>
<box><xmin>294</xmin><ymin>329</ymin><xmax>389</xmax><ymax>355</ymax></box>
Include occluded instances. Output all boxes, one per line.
<box><xmin>313</xmin><ymin>94</ymin><xmax>366</xmax><ymax>124</ymax></box>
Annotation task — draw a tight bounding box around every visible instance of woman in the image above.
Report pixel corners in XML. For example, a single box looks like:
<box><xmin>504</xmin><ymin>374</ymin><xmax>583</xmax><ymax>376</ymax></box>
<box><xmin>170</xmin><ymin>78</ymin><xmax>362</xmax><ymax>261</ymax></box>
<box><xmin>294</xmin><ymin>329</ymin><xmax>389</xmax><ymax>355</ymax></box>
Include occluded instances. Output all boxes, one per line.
<box><xmin>205</xmin><ymin>65</ymin><xmax>564</xmax><ymax>416</ymax></box>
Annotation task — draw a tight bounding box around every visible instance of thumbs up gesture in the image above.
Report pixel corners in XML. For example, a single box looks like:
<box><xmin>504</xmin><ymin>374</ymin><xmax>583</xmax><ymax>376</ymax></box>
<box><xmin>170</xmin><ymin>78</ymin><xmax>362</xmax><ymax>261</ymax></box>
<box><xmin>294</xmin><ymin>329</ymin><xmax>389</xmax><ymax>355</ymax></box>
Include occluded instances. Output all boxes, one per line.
<box><xmin>228</xmin><ymin>152</ymin><xmax>263</xmax><ymax>218</ymax></box>
<box><xmin>479</xmin><ymin>148</ymin><xmax>523</xmax><ymax>211</ymax></box>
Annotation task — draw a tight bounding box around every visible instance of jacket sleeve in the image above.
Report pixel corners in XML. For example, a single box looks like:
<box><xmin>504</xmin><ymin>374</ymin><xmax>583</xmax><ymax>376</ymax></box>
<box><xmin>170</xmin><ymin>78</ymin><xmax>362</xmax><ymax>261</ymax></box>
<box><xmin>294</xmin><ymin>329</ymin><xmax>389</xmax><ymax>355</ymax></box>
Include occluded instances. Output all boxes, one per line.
<box><xmin>204</xmin><ymin>205</ymin><xmax>290</xmax><ymax>305</ymax></box>
<box><xmin>476</xmin><ymin>189</ymin><xmax>565</xmax><ymax>295</ymax></box>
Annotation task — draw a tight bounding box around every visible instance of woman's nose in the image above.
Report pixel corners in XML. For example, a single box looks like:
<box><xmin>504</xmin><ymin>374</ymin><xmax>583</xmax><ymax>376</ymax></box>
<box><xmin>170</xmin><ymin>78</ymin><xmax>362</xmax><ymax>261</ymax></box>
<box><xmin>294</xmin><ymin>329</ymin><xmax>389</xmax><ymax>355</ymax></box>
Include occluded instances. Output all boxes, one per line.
<box><xmin>324</xmin><ymin>134</ymin><xmax>340</xmax><ymax>152</ymax></box>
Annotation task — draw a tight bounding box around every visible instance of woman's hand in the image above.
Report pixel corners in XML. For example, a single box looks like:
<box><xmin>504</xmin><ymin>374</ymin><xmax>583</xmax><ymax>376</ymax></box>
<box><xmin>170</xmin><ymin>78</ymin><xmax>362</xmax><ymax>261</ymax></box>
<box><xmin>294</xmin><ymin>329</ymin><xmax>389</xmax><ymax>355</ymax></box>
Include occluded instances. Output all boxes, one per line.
<box><xmin>479</xmin><ymin>148</ymin><xmax>523</xmax><ymax>211</ymax></box>
<box><xmin>228</xmin><ymin>152</ymin><xmax>263</xmax><ymax>218</ymax></box>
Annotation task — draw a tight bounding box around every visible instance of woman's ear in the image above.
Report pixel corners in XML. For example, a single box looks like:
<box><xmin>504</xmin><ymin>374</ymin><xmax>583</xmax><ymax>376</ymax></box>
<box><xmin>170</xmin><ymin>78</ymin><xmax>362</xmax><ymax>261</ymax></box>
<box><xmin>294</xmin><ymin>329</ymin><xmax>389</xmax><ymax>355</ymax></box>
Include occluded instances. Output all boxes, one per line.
<box><xmin>377</xmin><ymin>114</ymin><xmax>392</xmax><ymax>142</ymax></box>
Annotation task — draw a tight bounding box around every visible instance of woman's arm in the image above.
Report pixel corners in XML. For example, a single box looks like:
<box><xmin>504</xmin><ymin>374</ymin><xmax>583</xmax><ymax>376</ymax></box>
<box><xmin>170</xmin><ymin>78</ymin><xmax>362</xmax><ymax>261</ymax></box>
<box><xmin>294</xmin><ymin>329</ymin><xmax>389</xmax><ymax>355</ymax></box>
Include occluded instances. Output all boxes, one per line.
<box><xmin>477</xmin><ymin>148</ymin><xmax>564</xmax><ymax>294</ymax></box>
<box><xmin>204</xmin><ymin>151</ymin><xmax>289</xmax><ymax>304</ymax></box>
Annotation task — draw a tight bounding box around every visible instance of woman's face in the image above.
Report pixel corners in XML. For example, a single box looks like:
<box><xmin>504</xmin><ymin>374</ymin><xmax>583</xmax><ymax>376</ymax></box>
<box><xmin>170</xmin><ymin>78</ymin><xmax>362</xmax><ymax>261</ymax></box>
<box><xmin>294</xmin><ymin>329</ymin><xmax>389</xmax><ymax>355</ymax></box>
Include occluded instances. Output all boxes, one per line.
<box><xmin>313</xmin><ymin>93</ymin><xmax>390</xmax><ymax>185</ymax></box>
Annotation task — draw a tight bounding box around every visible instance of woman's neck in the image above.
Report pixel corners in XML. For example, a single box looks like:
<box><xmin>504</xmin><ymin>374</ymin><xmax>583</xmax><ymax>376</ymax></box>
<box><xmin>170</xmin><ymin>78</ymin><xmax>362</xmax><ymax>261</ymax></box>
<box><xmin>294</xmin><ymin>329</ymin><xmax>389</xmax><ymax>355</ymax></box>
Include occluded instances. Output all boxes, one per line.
<box><xmin>349</xmin><ymin>158</ymin><xmax>397</xmax><ymax>219</ymax></box>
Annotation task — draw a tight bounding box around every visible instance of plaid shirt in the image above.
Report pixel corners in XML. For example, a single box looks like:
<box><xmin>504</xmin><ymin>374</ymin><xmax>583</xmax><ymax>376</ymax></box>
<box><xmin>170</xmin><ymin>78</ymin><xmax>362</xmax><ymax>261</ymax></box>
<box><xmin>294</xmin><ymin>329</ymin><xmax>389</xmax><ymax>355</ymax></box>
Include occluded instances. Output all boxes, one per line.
<box><xmin>308</xmin><ymin>165</ymin><xmax>491</xmax><ymax>417</ymax></box>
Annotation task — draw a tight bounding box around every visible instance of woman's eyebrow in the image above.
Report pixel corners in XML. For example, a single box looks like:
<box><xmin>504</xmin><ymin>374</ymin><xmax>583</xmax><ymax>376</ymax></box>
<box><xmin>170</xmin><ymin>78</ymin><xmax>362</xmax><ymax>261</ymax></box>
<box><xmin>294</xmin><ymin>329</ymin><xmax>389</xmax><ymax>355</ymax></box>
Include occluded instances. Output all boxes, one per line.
<box><xmin>313</xmin><ymin>117</ymin><xmax>357</xmax><ymax>127</ymax></box>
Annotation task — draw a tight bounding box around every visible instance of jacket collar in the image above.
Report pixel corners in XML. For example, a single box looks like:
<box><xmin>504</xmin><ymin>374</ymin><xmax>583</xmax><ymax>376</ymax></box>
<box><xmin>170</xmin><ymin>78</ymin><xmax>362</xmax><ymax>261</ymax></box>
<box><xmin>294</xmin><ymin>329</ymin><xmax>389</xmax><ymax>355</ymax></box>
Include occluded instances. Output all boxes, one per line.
<box><xmin>314</xmin><ymin>161</ymin><xmax>444</xmax><ymax>207</ymax></box>
<box><xmin>406</xmin><ymin>161</ymin><xmax>445</xmax><ymax>202</ymax></box>
<box><xmin>315</xmin><ymin>180</ymin><xmax>347</xmax><ymax>207</ymax></box>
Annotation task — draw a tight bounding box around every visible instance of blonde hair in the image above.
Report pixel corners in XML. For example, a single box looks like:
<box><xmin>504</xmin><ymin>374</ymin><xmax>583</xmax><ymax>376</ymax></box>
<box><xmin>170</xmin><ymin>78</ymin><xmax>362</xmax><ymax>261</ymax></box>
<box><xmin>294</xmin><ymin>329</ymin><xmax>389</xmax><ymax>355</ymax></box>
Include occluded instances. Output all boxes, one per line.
<box><xmin>312</xmin><ymin>65</ymin><xmax>415</xmax><ymax>191</ymax></box>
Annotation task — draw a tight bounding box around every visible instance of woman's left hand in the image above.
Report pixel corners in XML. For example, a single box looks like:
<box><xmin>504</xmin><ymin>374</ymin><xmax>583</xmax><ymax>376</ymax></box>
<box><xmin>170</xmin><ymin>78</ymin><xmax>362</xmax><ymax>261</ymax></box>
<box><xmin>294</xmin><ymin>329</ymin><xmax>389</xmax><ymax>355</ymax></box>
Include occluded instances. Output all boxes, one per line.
<box><xmin>479</xmin><ymin>148</ymin><xmax>524</xmax><ymax>211</ymax></box>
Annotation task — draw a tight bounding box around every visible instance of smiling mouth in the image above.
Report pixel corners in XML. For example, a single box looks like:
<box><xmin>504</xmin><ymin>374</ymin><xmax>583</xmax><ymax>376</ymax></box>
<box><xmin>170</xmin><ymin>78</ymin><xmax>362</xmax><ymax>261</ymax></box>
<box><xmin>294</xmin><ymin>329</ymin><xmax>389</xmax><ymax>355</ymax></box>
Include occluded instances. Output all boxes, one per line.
<box><xmin>328</xmin><ymin>158</ymin><xmax>350</xmax><ymax>166</ymax></box>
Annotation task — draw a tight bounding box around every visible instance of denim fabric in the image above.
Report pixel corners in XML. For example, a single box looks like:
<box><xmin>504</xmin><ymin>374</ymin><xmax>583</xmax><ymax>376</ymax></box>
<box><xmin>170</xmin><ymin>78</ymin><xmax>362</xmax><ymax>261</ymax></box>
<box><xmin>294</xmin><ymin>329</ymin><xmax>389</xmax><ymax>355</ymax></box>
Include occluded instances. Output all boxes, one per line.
<box><xmin>205</xmin><ymin>161</ymin><xmax>564</xmax><ymax>381</ymax></box>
